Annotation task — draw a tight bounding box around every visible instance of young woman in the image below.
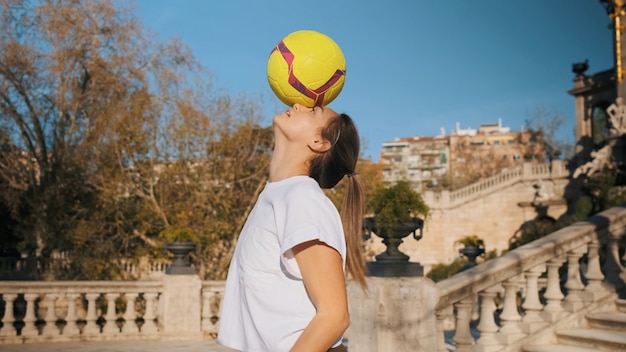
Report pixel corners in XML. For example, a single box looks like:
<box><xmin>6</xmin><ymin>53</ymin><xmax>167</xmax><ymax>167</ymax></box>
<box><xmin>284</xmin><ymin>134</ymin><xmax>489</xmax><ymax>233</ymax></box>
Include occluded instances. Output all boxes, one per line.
<box><xmin>217</xmin><ymin>103</ymin><xmax>367</xmax><ymax>352</ymax></box>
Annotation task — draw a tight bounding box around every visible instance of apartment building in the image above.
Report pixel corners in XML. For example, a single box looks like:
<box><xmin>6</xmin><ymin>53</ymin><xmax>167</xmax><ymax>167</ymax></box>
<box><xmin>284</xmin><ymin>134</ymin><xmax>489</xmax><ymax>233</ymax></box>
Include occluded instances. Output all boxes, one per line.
<box><xmin>380</xmin><ymin>119</ymin><xmax>546</xmax><ymax>191</ymax></box>
<box><xmin>380</xmin><ymin>135</ymin><xmax>449</xmax><ymax>191</ymax></box>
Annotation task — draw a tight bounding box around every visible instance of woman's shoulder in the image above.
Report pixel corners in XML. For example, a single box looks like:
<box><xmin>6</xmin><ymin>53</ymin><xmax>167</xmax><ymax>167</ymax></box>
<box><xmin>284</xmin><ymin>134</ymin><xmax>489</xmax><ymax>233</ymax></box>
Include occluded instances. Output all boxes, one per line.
<box><xmin>267</xmin><ymin>175</ymin><xmax>320</xmax><ymax>192</ymax></box>
<box><xmin>289</xmin><ymin>176</ymin><xmax>326</xmax><ymax>198</ymax></box>
<box><xmin>267</xmin><ymin>176</ymin><xmax>327</xmax><ymax>204</ymax></box>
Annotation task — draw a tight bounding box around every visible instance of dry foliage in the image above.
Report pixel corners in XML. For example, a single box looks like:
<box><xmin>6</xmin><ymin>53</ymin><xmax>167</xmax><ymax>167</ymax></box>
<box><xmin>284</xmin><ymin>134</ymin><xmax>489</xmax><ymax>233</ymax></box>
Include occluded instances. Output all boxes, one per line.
<box><xmin>0</xmin><ymin>0</ymin><xmax>272</xmax><ymax>279</ymax></box>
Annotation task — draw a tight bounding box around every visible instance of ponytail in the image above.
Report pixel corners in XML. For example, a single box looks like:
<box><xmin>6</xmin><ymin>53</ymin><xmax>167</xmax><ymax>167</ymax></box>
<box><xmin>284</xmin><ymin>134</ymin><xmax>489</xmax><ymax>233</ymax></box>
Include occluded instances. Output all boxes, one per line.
<box><xmin>310</xmin><ymin>113</ymin><xmax>367</xmax><ymax>288</ymax></box>
<box><xmin>341</xmin><ymin>174</ymin><xmax>367</xmax><ymax>288</ymax></box>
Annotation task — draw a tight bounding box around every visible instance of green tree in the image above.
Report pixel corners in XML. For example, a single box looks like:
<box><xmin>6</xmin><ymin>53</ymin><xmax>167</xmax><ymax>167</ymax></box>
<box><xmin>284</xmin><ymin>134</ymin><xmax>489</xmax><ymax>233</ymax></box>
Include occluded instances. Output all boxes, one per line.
<box><xmin>365</xmin><ymin>180</ymin><xmax>429</xmax><ymax>237</ymax></box>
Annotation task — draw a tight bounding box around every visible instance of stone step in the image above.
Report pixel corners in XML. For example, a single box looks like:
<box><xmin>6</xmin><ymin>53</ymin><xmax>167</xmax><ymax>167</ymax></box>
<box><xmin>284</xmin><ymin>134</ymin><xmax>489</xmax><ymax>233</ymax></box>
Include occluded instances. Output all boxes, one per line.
<box><xmin>587</xmin><ymin>312</ymin><xmax>626</xmax><ymax>331</ymax></box>
<box><xmin>555</xmin><ymin>328</ymin><xmax>626</xmax><ymax>352</ymax></box>
<box><xmin>522</xmin><ymin>345</ymin><xmax>599</xmax><ymax>352</ymax></box>
<box><xmin>616</xmin><ymin>299</ymin><xmax>626</xmax><ymax>313</ymax></box>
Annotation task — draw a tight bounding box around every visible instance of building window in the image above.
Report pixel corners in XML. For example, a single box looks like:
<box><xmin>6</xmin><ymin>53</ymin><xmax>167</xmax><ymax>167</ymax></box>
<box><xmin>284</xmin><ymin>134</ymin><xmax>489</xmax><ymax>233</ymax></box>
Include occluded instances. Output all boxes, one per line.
<box><xmin>493</xmin><ymin>140</ymin><xmax>500</xmax><ymax>145</ymax></box>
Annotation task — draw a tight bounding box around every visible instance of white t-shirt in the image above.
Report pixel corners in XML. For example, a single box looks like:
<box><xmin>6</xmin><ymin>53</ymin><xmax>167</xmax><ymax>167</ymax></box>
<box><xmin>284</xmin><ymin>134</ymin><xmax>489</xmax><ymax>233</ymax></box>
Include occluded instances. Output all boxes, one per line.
<box><xmin>217</xmin><ymin>176</ymin><xmax>346</xmax><ymax>352</ymax></box>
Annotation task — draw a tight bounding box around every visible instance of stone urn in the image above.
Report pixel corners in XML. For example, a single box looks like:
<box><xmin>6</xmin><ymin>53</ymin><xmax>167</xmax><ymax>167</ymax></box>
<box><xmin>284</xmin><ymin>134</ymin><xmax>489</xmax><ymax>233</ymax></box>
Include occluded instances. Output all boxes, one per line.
<box><xmin>363</xmin><ymin>216</ymin><xmax>424</xmax><ymax>277</ymax></box>
<box><xmin>164</xmin><ymin>242</ymin><xmax>196</xmax><ymax>275</ymax></box>
<box><xmin>457</xmin><ymin>243</ymin><xmax>485</xmax><ymax>272</ymax></box>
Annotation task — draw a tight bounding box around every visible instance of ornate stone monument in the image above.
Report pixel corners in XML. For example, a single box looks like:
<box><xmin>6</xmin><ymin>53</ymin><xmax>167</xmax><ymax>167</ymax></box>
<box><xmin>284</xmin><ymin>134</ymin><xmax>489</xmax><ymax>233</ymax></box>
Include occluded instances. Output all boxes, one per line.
<box><xmin>573</xmin><ymin>97</ymin><xmax>626</xmax><ymax>178</ymax></box>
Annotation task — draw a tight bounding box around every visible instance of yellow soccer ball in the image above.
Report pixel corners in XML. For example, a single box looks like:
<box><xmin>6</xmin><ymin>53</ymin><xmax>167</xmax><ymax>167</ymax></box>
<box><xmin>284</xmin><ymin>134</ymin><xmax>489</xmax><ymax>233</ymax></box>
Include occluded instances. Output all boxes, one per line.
<box><xmin>267</xmin><ymin>30</ymin><xmax>346</xmax><ymax>107</ymax></box>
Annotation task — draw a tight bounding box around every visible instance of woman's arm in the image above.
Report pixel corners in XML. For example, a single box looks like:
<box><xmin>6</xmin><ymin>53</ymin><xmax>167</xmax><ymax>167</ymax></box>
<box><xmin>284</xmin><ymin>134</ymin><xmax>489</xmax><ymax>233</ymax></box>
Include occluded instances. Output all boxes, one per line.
<box><xmin>290</xmin><ymin>240</ymin><xmax>349</xmax><ymax>352</ymax></box>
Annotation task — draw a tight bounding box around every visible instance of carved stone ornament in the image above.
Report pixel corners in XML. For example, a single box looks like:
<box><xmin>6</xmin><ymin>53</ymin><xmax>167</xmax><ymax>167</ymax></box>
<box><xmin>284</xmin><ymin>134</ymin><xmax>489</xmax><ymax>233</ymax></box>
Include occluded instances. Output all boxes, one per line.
<box><xmin>573</xmin><ymin>144</ymin><xmax>613</xmax><ymax>178</ymax></box>
<box><xmin>607</xmin><ymin>97</ymin><xmax>626</xmax><ymax>136</ymax></box>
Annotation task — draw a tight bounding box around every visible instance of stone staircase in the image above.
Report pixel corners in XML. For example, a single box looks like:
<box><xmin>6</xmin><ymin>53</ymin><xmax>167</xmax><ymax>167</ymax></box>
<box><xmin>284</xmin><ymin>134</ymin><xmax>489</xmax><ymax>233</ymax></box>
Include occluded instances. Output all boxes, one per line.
<box><xmin>423</xmin><ymin>160</ymin><xmax>570</xmax><ymax>210</ymax></box>
<box><xmin>523</xmin><ymin>299</ymin><xmax>626</xmax><ymax>352</ymax></box>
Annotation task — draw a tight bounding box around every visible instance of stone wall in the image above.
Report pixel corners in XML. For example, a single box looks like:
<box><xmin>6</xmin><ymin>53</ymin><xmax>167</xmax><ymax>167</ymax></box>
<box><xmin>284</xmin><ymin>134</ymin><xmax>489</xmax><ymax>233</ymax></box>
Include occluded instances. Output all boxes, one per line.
<box><xmin>365</xmin><ymin>162</ymin><xmax>571</xmax><ymax>273</ymax></box>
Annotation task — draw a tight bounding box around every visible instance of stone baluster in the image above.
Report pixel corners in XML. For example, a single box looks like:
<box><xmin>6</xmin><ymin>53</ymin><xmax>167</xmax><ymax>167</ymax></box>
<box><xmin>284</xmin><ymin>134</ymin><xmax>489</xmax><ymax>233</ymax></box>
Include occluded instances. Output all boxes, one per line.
<box><xmin>0</xmin><ymin>293</ymin><xmax>18</xmax><ymax>337</ymax></box>
<box><xmin>542</xmin><ymin>257</ymin><xmax>565</xmax><ymax>321</ymax></box>
<box><xmin>102</xmin><ymin>292</ymin><xmax>119</xmax><ymax>334</ymax></box>
<box><xmin>474</xmin><ymin>285</ymin><xmax>502</xmax><ymax>352</ymax></box>
<box><xmin>452</xmin><ymin>297</ymin><xmax>474</xmax><ymax>352</ymax></box>
<box><xmin>521</xmin><ymin>264</ymin><xmax>547</xmax><ymax>333</ymax></box>
<box><xmin>496</xmin><ymin>276</ymin><xmax>524</xmax><ymax>345</ymax></box>
<box><xmin>584</xmin><ymin>238</ymin><xmax>609</xmax><ymax>301</ymax></box>
<box><xmin>563</xmin><ymin>246</ymin><xmax>585</xmax><ymax>311</ymax></box>
<box><xmin>141</xmin><ymin>292</ymin><xmax>159</xmax><ymax>334</ymax></box>
<box><xmin>83</xmin><ymin>293</ymin><xmax>101</xmax><ymax>335</ymax></box>
<box><xmin>201</xmin><ymin>290</ymin><xmax>214</xmax><ymax>334</ymax></box>
<box><xmin>603</xmin><ymin>234</ymin><xmax>625</xmax><ymax>291</ymax></box>
<box><xmin>623</xmin><ymin>247</ymin><xmax>626</xmax><ymax>281</ymax></box>
<box><xmin>123</xmin><ymin>293</ymin><xmax>139</xmax><ymax>334</ymax></box>
<box><xmin>63</xmin><ymin>293</ymin><xmax>80</xmax><ymax>336</ymax></box>
<box><xmin>41</xmin><ymin>293</ymin><xmax>58</xmax><ymax>336</ymax></box>
<box><xmin>210</xmin><ymin>290</ymin><xmax>223</xmax><ymax>330</ymax></box>
<box><xmin>21</xmin><ymin>293</ymin><xmax>39</xmax><ymax>337</ymax></box>
<box><xmin>435</xmin><ymin>307</ymin><xmax>451</xmax><ymax>352</ymax></box>
<box><xmin>440</xmin><ymin>190</ymin><xmax>451</xmax><ymax>208</ymax></box>
<box><xmin>522</xmin><ymin>163</ymin><xmax>533</xmax><ymax>179</ymax></box>
<box><xmin>128</xmin><ymin>261</ymin><xmax>136</xmax><ymax>276</ymax></box>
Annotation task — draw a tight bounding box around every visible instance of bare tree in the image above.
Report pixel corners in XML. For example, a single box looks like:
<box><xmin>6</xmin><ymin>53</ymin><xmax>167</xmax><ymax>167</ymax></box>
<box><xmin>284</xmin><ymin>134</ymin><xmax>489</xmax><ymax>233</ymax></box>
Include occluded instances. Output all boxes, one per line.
<box><xmin>524</xmin><ymin>107</ymin><xmax>574</xmax><ymax>160</ymax></box>
<box><xmin>0</xmin><ymin>0</ymin><xmax>272</xmax><ymax>279</ymax></box>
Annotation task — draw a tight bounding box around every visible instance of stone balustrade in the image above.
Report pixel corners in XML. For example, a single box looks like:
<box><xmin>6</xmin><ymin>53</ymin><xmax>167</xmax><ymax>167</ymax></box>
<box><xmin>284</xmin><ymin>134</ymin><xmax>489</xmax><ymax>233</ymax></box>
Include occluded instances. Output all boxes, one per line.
<box><xmin>119</xmin><ymin>257</ymin><xmax>170</xmax><ymax>280</ymax></box>
<box><xmin>434</xmin><ymin>204</ymin><xmax>626</xmax><ymax>352</ymax></box>
<box><xmin>0</xmin><ymin>281</ymin><xmax>163</xmax><ymax>344</ymax></box>
<box><xmin>1</xmin><ymin>204</ymin><xmax>624</xmax><ymax>351</ymax></box>
<box><xmin>1</xmin><ymin>256</ymin><xmax>170</xmax><ymax>281</ymax></box>
<box><xmin>0</xmin><ymin>279</ymin><xmax>225</xmax><ymax>344</ymax></box>
<box><xmin>424</xmin><ymin>160</ymin><xmax>570</xmax><ymax>209</ymax></box>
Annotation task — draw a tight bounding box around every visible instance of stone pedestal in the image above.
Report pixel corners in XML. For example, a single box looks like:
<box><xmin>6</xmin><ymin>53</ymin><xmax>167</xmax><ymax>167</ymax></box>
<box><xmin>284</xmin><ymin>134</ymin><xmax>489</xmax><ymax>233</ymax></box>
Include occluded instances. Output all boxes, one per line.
<box><xmin>160</xmin><ymin>275</ymin><xmax>202</xmax><ymax>340</ymax></box>
<box><xmin>366</xmin><ymin>261</ymin><xmax>423</xmax><ymax>277</ymax></box>
<box><xmin>164</xmin><ymin>242</ymin><xmax>196</xmax><ymax>275</ymax></box>
<box><xmin>345</xmin><ymin>277</ymin><xmax>438</xmax><ymax>352</ymax></box>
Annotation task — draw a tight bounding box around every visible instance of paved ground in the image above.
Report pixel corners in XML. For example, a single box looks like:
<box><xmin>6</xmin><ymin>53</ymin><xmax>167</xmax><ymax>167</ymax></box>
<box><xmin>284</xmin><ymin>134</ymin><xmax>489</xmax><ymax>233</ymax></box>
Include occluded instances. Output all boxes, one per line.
<box><xmin>0</xmin><ymin>340</ymin><xmax>239</xmax><ymax>352</ymax></box>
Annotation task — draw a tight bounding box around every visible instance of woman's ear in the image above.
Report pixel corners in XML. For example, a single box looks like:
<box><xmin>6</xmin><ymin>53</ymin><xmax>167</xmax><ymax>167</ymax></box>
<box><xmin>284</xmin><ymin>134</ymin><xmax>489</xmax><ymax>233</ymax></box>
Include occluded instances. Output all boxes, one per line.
<box><xmin>308</xmin><ymin>138</ymin><xmax>331</xmax><ymax>153</ymax></box>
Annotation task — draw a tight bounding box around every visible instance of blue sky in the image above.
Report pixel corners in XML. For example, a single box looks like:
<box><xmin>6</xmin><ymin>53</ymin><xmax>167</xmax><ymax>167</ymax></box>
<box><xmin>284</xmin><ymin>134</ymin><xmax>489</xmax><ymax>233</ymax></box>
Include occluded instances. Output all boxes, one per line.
<box><xmin>132</xmin><ymin>0</ymin><xmax>614</xmax><ymax>160</ymax></box>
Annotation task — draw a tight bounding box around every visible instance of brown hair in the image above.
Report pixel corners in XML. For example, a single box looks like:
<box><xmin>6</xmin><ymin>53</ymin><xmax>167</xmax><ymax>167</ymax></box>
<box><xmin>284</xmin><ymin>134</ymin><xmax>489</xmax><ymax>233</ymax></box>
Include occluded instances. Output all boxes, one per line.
<box><xmin>309</xmin><ymin>113</ymin><xmax>367</xmax><ymax>288</ymax></box>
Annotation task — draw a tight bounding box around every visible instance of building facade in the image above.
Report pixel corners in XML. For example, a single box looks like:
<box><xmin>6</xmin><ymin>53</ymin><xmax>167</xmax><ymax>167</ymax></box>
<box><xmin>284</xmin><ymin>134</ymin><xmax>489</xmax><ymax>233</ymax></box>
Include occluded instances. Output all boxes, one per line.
<box><xmin>380</xmin><ymin>135</ymin><xmax>449</xmax><ymax>191</ymax></box>
<box><xmin>380</xmin><ymin>119</ymin><xmax>546</xmax><ymax>192</ymax></box>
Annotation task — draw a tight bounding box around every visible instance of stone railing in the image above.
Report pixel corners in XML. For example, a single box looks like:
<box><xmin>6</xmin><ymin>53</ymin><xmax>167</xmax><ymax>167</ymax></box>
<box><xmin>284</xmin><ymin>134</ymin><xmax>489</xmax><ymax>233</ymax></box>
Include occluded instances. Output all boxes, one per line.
<box><xmin>0</xmin><ymin>281</ymin><xmax>163</xmax><ymax>344</ymax></box>
<box><xmin>423</xmin><ymin>160</ymin><xmax>570</xmax><ymax>209</ymax></box>
<box><xmin>119</xmin><ymin>257</ymin><xmax>170</xmax><ymax>280</ymax></box>
<box><xmin>0</xmin><ymin>252</ymin><xmax>71</xmax><ymax>281</ymax></box>
<box><xmin>1</xmin><ymin>204</ymin><xmax>624</xmax><ymax>351</ymax></box>
<box><xmin>434</xmin><ymin>204</ymin><xmax>626</xmax><ymax>352</ymax></box>
<box><xmin>0</xmin><ymin>278</ymin><xmax>225</xmax><ymax>344</ymax></box>
<box><xmin>0</xmin><ymin>256</ymin><xmax>170</xmax><ymax>281</ymax></box>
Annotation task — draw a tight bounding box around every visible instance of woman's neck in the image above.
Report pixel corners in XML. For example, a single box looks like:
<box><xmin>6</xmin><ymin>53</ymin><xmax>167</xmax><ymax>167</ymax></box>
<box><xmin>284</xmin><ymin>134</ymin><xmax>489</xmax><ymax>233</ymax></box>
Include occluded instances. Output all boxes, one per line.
<box><xmin>269</xmin><ymin>144</ymin><xmax>311</xmax><ymax>183</ymax></box>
